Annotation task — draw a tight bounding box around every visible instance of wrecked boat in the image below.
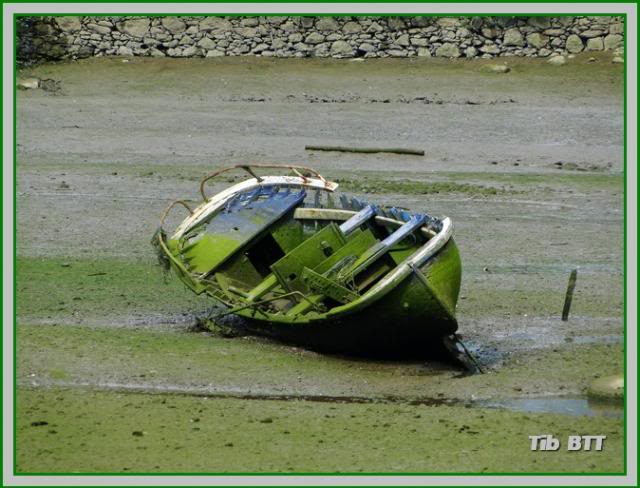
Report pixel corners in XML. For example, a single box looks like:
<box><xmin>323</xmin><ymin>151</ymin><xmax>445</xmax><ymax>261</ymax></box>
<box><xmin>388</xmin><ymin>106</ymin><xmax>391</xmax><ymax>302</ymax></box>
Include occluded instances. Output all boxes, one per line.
<box><xmin>154</xmin><ymin>164</ymin><xmax>462</xmax><ymax>357</ymax></box>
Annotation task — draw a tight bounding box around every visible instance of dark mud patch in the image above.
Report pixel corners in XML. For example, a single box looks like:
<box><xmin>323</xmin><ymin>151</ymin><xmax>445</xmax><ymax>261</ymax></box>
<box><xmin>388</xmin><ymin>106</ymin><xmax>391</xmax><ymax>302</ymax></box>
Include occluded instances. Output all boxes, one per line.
<box><xmin>17</xmin><ymin>324</ymin><xmax>624</xmax><ymax>404</ymax></box>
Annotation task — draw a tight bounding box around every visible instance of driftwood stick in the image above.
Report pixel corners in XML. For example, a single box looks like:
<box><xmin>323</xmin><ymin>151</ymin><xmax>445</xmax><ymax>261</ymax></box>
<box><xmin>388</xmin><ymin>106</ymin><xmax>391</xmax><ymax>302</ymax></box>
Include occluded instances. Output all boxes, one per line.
<box><xmin>562</xmin><ymin>268</ymin><xmax>578</xmax><ymax>321</ymax></box>
<box><xmin>305</xmin><ymin>145</ymin><xmax>425</xmax><ymax>156</ymax></box>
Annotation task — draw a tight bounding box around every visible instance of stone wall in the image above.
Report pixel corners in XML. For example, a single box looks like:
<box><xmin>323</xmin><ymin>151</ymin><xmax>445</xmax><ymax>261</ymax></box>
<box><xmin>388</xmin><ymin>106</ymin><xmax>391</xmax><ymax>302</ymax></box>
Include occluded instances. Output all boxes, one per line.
<box><xmin>17</xmin><ymin>15</ymin><xmax>624</xmax><ymax>64</ymax></box>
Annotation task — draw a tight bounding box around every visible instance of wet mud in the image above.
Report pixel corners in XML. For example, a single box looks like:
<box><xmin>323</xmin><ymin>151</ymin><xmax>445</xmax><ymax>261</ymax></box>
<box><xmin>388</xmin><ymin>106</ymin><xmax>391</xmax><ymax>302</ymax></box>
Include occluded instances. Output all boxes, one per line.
<box><xmin>16</xmin><ymin>54</ymin><xmax>624</xmax><ymax>473</ymax></box>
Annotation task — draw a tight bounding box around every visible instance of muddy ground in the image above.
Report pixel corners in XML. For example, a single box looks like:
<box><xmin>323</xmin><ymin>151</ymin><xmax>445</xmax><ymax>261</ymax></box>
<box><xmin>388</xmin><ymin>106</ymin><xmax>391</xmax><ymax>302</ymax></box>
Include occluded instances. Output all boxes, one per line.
<box><xmin>15</xmin><ymin>54</ymin><xmax>624</xmax><ymax>474</ymax></box>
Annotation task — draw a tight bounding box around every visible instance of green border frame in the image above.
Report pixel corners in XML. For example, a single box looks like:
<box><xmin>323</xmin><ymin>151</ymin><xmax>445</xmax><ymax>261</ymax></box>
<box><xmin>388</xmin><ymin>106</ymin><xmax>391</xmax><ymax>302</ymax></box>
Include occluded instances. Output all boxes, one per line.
<box><xmin>6</xmin><ymin>5</ymin><xmax>634</xmax><ymax>480</ymax></box>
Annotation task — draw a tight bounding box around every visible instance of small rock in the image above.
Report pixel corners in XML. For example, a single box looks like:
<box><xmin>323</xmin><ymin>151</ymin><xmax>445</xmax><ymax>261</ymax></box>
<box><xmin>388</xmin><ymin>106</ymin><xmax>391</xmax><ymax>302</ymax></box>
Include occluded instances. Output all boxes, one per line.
<box><xmin>612</xmin><ymin>56</ymin><xmax>624</xmax><ymax>64</ymax></box>
<box><xmin>205</xmin><ymin>49</ymin><xmax>225</xmax><ymax>58</ymax></box>
<box><xmin>526</xmin><ymin>32</ymin><xmax>548</xmax><ymax>49</ymax></box>
<box><xmin>288</xmin><ymin>33</ymin><xmax>303</xmax><ymax>43</ymax></box>
<box><xmin>236</xmin><ymin>27</ymin><xmax>257</xmax><ymax>38</ymax></box>
<box><xmin>609</xmin><ymin>23</ymin><xmax>624</xmax><ymax>35</ymax></box>
<box><xmin>251</xmin><ymin>43</ymin><xmax>270</xmax><ymax>53</ymax></box>
<box><xmin>342</xmin><ymin>21</ymin><xmax>362</xmax><ymax>35</ymax></box>
<box><xmin>118</xmin><ymin>18</ymin><xmax>150</xmax><ymax>38</ymax></box>
<box><xmin>604</xmin><ymin>34</ymin><xmax>623</xmax><ymax>51</ymax></box>
<box><xmin>162</xmin><ymin>17</ymin><xmax>187</xmax><ymax>34</ymax></box>
<box><xmin>241</xmin><ymin>18</ymin><xmax>259</xmax><ymax>27</ymax></box>
<box><xmin>547</xmin><ymin>55</ymin><xmax>566</xmax><ymax>66</ymax></box>
<box><xmin>330</xmin><ymin>40</ymin><xmax>353</xmax><ymax>57</ymax></box>
<box><xmin>55</xmin><ymin>16</ymin><xmax>82</xmax><ymax>32</ymax></box>
<box><xmin>181</xmin><ymin>46</ymin><xmax>198</xmax><ymax>57</ymax></box>
<box><xmin>388</xmin><ymin>17</ymin><xmax>407</xmax><ymax>31</ymax></box>
<box><xmin>387</xmin><ymin>49</ymin><xmax>407</xmax><ymax>58</ymax></box>
<box><xmin>304</xmin><ymin>32</ymin><xmax>325</xmax><ymax>45</ymax></box>
<box><xmin>479</xmin><ymin>44</ymin><xmax>500</xmax><ymax>55</ymax></box>
<box><xmin>527</xmin><ymin>16</ymin><xmax>551</xmax><ymax>29</ymax></box>
<box><xmin>503</xmin><ymin>28</ymin><xmax>524</xmax><ymax>47</ymax></box>
<box><xmin>586</xmin><ymin>37</ymin><xmax>604</xmax><ymax>51</ymax></box>
<box><xmin>17</xmin><ymin>78</ymin><xmax>39</xmax><ymax>90</ymax></box>
<box><xmin>410</xmin><ymin>38</ymin><xmax>428</xmax><ymax>47</ymax></box>
<box><xmin>316</xmin><ymin>17</ymin><xmax>340</xmax><ymax>32</ymax></box>
<box><xmin>358</xmin><ymin>43</ymin><xmax>375</xmax><ymax>53</ymax></box>
<box><xmin>86</xmin><ymin>23</ymin><xmax>111</xmax><ymax>35</ymax></box>
<box><xmin>481</xmin><ymin>27</ymin><xmax>499</xmax><ymax>39</ymax></box>
<box><xmin>197</xmin><ymin>37</ymin><xmax>216</xmax><ymax>50</ymax></box>
<box><xmin>588</xmin><ymin>375</ymin><xmax>624</xmax><ymax>402</ymax></box>
<box><xmin>199</xmin><ymin>17</ymin><xmax>232</xmax><ymax>33</ymax></box>
<box><xmin>435</xmin><ymin>42</ymin><xmax>460</xmax><ymax>58</ymax></box>
<box><xmin>396</xmin><ymin>34</ymin><xmax>410</xmax><ymax>47</ymax></box>
<box><xmin>580</xmin><ymin>29</ymin><xmax>604</xmax><ymax>39</ymax></box>
<box><xmin>480</xmin><ymin>64</ymin><xmax>510</xmax><ymax>74</ymax></box>
<box><xmin>565</xmin><ymin>34</ymin><xmax>584</xmax><ymax>53</ymax></box>
<box><xmin>117</xmin><ymin>46</ymin><xmax>133</xmax><ymax>56</ymax></box>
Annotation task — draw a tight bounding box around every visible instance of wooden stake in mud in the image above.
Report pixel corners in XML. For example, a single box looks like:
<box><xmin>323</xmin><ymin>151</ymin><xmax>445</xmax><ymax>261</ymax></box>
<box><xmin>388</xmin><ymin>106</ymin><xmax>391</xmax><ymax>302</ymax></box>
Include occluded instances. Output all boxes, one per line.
<box><xmin>562</xmin><ymin>268</ymin><xmax>578</xmax><ymax>321</ymax></box>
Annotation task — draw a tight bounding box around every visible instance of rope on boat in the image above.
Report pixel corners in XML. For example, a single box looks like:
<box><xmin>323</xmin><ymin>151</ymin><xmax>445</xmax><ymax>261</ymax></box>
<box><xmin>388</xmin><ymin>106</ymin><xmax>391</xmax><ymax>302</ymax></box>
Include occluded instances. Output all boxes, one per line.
<box><xmin>452</xmin><ymin>334</ymin><xmax>484</xmax><ymax>374</ymax></box>
<box><xmin>207</xmin><ymin>291</ymin><xmax>326</xmax><ymax>321</ymax></box>
<box><xmin>150</xmin><ymin>227</ymin><xmax>171</xmax><ymax>279</ymax></box>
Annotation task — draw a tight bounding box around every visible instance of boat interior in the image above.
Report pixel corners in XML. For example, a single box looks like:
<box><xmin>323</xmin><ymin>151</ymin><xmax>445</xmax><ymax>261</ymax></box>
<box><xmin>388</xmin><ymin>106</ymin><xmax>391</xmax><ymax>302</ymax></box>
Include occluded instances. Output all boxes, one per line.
<box><xmin>169</xmin><ymin>183</ymin><xmax>441</xmax><ymax>317</ymax></box>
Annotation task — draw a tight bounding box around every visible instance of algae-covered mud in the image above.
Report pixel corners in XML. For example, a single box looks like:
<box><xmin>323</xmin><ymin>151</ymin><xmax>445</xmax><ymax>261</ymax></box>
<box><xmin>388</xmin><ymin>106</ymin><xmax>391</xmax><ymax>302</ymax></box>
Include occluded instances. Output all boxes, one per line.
<box><xmin>16</xmin><ymin>54</ymin><xmax>624</xmax><ymax>473</ymax></box>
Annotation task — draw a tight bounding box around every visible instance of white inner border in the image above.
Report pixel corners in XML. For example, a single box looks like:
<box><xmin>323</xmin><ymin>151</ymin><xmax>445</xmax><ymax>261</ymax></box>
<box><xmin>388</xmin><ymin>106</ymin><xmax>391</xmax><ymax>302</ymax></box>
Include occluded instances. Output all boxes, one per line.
<box><xmin>3</xmin><ymin>2</ymin><xmax>637</xmax><ymax>486</ymax></box>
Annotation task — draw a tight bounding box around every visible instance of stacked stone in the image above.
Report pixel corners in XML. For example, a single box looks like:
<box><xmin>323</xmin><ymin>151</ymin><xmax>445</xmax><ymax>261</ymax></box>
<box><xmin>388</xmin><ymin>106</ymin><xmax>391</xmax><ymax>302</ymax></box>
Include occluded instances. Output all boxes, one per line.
<box><xmin>18</xmin><ymin>15</ymin><xmax>625</xmax><ymax>63</ymax></box>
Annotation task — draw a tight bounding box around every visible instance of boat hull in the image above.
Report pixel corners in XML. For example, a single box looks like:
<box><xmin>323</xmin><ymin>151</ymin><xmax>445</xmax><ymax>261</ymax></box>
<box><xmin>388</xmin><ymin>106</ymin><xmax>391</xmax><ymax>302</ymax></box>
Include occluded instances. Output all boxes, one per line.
<box><xmin>155</xmin><ymin>165</ymin><xmax>463</xmax><ymax>358</ymax></box>
<box><xmin>234</xmin><ymin>239</ymin><xmax>461</xmax><ymax>356</ymax></box>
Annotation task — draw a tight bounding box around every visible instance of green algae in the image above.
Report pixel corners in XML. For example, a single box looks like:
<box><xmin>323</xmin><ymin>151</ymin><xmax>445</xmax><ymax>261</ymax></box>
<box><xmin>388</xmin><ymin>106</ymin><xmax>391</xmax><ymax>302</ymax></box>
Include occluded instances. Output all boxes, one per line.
<box><xmin>16</xmin><ymin>256</ymin><xmax>210</xmax><ymax>322</ymax></box>
<box><xmin>16</xmin><ymin>254</ymin><xmax>623</xmax><ymax>326</ymax></box>
<box><xmin>18</xmin><ymin>324</ymin><xmax>623</xmax><ymax>402</ymax></box>
<box><xmin>15</xmin><ymin>54</ymin><xmax>624</xmax><ymax>474</ymax></box>
<box><xmin>16</xmin><ymin>386</ymin><xmax>623</xmax><ymax>474</ymax></box>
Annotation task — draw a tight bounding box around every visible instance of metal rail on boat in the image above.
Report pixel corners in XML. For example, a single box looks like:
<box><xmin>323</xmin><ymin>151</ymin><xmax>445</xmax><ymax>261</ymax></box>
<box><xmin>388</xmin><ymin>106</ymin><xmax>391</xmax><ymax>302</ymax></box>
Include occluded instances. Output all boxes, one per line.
<box><xmin>199</xmin><ymin>164</ymin><xmax>333</xmax><ymax>201</ymax></box>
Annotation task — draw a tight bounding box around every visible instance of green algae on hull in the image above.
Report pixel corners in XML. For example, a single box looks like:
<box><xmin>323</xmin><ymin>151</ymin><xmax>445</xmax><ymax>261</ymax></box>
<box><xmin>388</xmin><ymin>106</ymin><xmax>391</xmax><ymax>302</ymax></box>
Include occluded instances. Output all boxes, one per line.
<box><xmin>156</xmin><ymin>166</ymin><xmax>463</xmax><ymax>355</ymax></box>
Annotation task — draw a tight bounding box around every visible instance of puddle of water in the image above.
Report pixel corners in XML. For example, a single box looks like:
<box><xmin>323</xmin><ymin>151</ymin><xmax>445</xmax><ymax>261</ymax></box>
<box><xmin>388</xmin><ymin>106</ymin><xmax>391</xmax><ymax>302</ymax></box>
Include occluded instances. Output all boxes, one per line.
<box><xmin>476</xmin><ymin>397</ymin><xmax>623</xmax><ymax>418</ymax></box>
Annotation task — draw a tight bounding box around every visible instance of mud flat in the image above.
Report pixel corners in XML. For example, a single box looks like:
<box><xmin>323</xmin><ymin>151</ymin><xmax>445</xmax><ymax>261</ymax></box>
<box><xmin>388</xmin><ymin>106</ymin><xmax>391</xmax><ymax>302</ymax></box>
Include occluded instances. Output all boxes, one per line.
<box><xmin>16</xmin><ymin>55</ymin><xmax>624</xmax><ymax>473</ymax></box>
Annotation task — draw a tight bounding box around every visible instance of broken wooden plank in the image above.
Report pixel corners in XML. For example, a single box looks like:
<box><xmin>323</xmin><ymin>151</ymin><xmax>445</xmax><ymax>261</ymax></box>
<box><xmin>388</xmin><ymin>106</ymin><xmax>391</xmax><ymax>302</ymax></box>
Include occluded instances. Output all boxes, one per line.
<box><xmin>305</xmin><ymin>145</ymin><xmax>425</xmax><ymax>156</ymax></box>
